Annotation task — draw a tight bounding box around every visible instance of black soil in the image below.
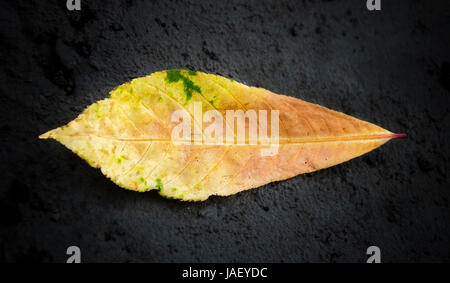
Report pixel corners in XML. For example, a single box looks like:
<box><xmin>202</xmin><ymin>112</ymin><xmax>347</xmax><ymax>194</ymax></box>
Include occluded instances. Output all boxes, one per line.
<box><xmin>0</xmin><ymin>0</ymin><xmax>449</xmax><ymax>262</ymax></box>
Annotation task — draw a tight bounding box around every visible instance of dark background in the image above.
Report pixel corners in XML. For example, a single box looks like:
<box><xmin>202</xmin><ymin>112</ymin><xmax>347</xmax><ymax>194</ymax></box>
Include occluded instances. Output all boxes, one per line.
<box><xmin>0</xmin><ymin>0</ymin><xmax>449</xmax><ymax>262</ymax></box>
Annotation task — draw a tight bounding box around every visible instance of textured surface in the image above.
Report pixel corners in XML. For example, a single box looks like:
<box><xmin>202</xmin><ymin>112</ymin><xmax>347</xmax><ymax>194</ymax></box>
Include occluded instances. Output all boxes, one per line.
<box><xmin>0</xmin><ymin>0</ymin><xmax>449</xmax><ymax>262</ymax></box>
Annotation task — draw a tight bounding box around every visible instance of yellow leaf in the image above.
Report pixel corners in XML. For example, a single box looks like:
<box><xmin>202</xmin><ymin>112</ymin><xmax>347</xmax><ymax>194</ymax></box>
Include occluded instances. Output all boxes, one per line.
<box><xmin>40</xmin><ymin>70</ymin><xmax>404</xmax><ymax>201</ymax></box>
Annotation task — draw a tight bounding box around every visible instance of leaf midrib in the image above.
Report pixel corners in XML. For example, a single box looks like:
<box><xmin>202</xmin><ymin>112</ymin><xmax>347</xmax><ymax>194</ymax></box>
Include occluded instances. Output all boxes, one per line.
<box><xmin>66</xmin><ymin>133</ymin><xmax>394</xmax><ymax>144</ymax></box>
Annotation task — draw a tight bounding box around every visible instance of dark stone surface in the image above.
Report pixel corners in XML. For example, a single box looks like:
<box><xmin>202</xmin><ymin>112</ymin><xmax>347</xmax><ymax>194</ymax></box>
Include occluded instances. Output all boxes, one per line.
<box><xmin>0</xmin><ymin>0</ymin><xmax>449</xmax><ymax>262</ymax></box>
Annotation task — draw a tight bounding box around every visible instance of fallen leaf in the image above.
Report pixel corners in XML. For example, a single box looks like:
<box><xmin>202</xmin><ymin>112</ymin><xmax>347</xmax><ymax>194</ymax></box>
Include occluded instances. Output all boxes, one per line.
<box><xmin>40</xmin><ymin>70</ymin><xmax>404</xmax><ymax>201</ymax></box>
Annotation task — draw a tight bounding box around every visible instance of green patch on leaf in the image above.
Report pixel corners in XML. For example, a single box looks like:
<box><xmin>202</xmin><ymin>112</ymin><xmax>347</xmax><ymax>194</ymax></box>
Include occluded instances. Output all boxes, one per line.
<box><xmin>164</xmin><ymin>69</ymin><xmax>201</xmax><ymax>104</ymax></box>
<box><xmin>139</xmin><ymin>177</ymin><xmax>148</xmax><ymax>187</ymax></box>
<box><xmin>93</xmin><ymin>103</ymin><xmax>102</xmax><ymax>119</ymax></box>
<box><xmin>187</xmin><ymin>70</ymin><xmax>197</xmax><ymax>76</ymax></box>
<box><xmin>116</xmin><ymin>154</ymin><xmax>127</xmax><ymax>164</ymax></box>
<box><xmin>155</xmin><ymin>178</ymin><xmax>164</xmax><ymax>191</ymax></box>
<box><xmin>208</xmin><ymin>95</ymin><xmax>217</xmax><ymax>105</ymax></box>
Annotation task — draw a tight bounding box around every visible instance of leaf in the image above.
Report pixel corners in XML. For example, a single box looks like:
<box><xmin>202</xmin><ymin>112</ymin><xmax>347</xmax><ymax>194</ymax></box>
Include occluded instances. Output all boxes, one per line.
<box><xmin>40</xmin><ymin>70</ymin><xmax>404</xmax><ymax>201</ymax></box>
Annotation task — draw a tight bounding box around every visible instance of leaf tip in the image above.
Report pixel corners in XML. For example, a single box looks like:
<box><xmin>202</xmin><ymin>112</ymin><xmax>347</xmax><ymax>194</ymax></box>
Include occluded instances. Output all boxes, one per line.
<box><xmin>39</xmin><ymin>129</ymin><xmax>57</xmax><ymax>139</ymax></box>
<box><xmin>387</xmin><ymin>133</ymin><xmax>407</xmax><ymax>139</ymax></box>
